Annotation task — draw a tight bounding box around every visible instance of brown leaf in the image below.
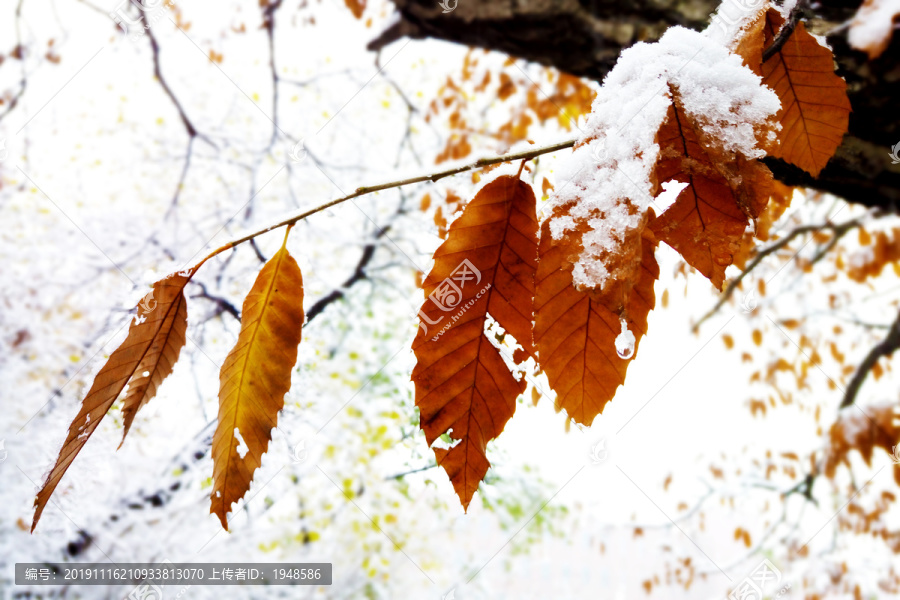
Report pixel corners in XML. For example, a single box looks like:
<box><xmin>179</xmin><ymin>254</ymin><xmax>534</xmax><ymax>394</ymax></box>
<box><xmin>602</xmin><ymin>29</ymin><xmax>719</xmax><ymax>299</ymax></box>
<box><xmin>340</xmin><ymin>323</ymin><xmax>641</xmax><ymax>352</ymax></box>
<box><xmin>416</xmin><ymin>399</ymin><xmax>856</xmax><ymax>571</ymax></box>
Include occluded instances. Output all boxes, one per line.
<box><xmin>762</xmin><ymin>9</ymin><xmax>851</xmax><ymax>176</ymax></box>
<box><xmin>825</xmin><ymin>402</ymin><xmax>900</xmax><ymax>482</ymax></box>
<box><xmin>412</xmin><ymin>175</ymin><xmax>538</xmax><ymax>510</ymax></box>
<box><xmin>649</xmin><ymin>98</ymin><xmax>749</xmax><ymax>290</ymax></box>
<box><xmin>731</xmin><ymin>8</ymin><xmax>767</xmax><ymax>72</ymax></box>
<box><xmin>534</xmin><ymin>213</ymin><xmax>658</xmax><ymax>425</ymax></box>
<box><xmin>210</xmin><ymin>236</ymin><xmax>305</xmax><ymax>530</ymax></box>
<box><xmin>120</xmin><ymin>282</ymin><xmax>191</xmax><ymax>446</ymax></box>
<box><xmin>847</xmin><ymin>228</ymin><xmax>900</xmax><ymax>282</ymax></box>
<box><xmin>32</xmin><ymin>270</ymin><xmax>194</xmax><ymax>531</ymax></box>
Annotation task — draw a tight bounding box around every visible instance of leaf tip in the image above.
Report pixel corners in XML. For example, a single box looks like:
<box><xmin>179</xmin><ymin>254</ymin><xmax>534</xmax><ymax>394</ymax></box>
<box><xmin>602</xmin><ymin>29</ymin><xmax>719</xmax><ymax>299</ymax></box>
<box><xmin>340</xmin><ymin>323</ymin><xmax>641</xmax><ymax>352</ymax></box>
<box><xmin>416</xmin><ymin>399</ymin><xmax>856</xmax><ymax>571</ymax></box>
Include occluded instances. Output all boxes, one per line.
<box><xmin>31</xmin><ymin>491</ymin><xmax>47</xmax><ymax>534</ymax></box>
<box><xmin>210</xmin><ymin>500</ymin><xmax>230</xmax><ymax>531</ymax></box>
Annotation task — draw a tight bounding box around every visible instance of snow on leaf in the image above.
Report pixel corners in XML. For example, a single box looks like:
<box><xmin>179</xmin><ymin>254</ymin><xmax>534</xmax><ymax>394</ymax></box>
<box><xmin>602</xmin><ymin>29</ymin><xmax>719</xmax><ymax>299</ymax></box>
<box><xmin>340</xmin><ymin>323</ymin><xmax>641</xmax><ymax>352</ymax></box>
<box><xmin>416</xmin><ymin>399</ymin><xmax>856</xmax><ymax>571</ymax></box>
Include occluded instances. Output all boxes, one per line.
<box><xmin>534</xmin><ymin>213</ymin><xmax>658</xmax><ymax>426</ymax></box>
<box><xmin>548</xmin><ymin>26</ymin><xmax>779</xmax><ymax>291</ymax></box>
<box><xmin>706</xmin><ymin>0</ymin><xmax>769</xmax><ymax>61</ymax></box>
<box><xmin>649</xmin><ymin>93</ymin><xmax>773</xmax><ymax>289</ymax></box>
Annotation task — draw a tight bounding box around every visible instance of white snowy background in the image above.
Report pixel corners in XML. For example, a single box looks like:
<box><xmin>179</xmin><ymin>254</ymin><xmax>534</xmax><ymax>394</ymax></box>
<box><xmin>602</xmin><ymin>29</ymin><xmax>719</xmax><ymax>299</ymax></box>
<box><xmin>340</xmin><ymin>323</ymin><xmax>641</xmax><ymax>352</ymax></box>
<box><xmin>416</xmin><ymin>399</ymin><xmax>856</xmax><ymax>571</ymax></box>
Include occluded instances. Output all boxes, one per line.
<box><xmin>1</xmin><ymin>0</ymin><xmax>899</xmax><ymax>598</ymax></box>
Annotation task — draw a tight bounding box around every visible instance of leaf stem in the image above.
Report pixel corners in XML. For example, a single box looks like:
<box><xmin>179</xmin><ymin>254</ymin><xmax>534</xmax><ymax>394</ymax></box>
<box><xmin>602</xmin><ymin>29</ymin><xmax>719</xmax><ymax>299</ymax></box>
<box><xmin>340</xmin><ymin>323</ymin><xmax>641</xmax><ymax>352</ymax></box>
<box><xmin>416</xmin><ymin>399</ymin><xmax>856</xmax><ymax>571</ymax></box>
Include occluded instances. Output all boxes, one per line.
<box><xmin>840</xmin><ymin>309</ymin><xmax>900</xmax><ymax>408</ymax></box>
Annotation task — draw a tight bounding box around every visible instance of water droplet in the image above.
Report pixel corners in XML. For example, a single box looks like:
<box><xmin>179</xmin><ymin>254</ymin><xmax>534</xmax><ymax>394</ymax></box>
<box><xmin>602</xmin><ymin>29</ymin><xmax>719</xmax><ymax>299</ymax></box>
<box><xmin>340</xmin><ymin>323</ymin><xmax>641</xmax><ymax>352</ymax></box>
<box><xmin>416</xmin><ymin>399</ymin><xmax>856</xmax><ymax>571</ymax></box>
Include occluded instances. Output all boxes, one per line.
<box><xmin>615</xmin><ymin>318</ymin><xmax>635</xmax><ymax>359</ymax></box>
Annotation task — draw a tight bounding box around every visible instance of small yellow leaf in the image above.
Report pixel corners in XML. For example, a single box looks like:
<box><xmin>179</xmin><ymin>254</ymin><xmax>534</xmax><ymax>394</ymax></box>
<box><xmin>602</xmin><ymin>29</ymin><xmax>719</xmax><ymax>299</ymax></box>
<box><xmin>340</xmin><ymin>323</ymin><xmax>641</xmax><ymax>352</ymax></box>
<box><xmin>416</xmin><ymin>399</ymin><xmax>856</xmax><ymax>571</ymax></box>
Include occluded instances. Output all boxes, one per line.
<box><xmin>752</xmin><ymin>329</ymin><xmax>763</xmax><ymax>346</ymax></box>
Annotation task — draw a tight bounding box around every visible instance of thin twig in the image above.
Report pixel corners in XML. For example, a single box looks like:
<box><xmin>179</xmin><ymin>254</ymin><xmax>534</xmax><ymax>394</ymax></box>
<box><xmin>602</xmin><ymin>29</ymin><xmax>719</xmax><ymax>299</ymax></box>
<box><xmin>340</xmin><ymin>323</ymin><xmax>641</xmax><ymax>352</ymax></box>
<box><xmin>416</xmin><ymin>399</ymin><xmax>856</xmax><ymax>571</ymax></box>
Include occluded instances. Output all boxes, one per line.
<box><xmin>262</xmin><ymin>0</ymin><xmax>284</xmax><ymax>148</ymax></box>
<box><xmin>761</xmin><ymin>0</ymin><xmax>806</xmax><ymax>63</ymax></box>
<box><xmin>385</xmin><ymin>463</ymin><xmax>437</xmax><ymax>480</ymax></box>
<box><xmin>693</xmin><ymin>214</ymin><xmax>870</xmax><ymax>332</ymax></box>
<box><xmin>190</xmin><ymin>281</ymin><xmax>240</xmax><ymax>321</ymax></box>
<box><xmin>163</xmin><ymin>135</ymin><xmax>195</xmax><ymax>219</ymax></box>
<box><xmin>141</xmin><ymin>5</ymin><xmax>216</xmax><ymax>219</ymax></box>
<box><xmin>191</xmin><ymin>139</ymin><xmax>576</xmax><ymax>268</ymax></box>
<box><xmin>783</xmin><ymin>472</ymin><xmax>818</xmax><ymax>506</ymax></box>
<box><xmin>142</xmin><ymin>9</ymin><xmax>214</xmax><ymax>147</ymax></box>
<box><xmin>305</xmin><ymin>229</ymin><xmax>385</xmax><ymax>322</ymax></box>
<box><xmin>0</xmin><ymin>0</ymin><xmax>28</xmax><ymax>125</ymax></box>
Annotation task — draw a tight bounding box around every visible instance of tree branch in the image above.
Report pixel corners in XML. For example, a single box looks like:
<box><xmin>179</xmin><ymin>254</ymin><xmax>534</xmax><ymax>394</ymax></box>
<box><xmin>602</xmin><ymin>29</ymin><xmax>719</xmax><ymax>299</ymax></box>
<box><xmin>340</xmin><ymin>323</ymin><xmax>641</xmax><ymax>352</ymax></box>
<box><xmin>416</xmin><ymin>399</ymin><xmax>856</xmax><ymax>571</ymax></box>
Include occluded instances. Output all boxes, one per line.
<box><xmin>262</xmin><ymin>0</ymin><xmax>285</xmax><ymax>147</ymax></box>
<box><xmin>693</xmin><ymin>213</ymin><xmax>872</xmax><ymax>332</ymax></box>
<box><xmin>0</xmin><ymin>0</ymin><xmax>28</xmax><ymax>125</ymax></box>
<box><xmin>190</xmin><ymin>281</ymin><xmax>240</xmax><ymax>321</ymax></box>
<box><xmin>385</xmin><ymin>463</ymin><xmax>437</xmax><ymax>479</ymax></box>
<box><xmin>761</xmin><ymin>0</ymin><xmax>806</xmax><ymax>63</ymax></box>
<box><xmin>305</xmin><ymin>230</ymin><xmax>384</xmax><ymax>323</ymax></box>
<box><xmin>192</xmin><ymin>139</ymin><xmax>576</xmax><ymax>267</ymax></box>
<box><xmin>142</xmin><ymin>11</ymin><xmax>205</xmax><ymax>143</ymax></box>
<box><xmin>840</xmin><ymin>309</ymin><xmax>900</xmax><ymax>408</ymax></box>
<box><xmin>374</xmin><ymin>0</ymin><xmax>900</xmax><ymax>210</ymax></box>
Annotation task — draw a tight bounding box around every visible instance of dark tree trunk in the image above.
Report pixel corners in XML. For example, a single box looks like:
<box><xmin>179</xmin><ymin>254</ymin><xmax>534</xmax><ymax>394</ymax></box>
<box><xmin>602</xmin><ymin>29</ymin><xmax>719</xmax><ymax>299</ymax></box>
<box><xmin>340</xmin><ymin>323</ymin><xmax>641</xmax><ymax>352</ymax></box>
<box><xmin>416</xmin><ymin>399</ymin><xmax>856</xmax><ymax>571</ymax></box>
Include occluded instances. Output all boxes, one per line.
<box><xmin>369</xmin><ymin>0</ymin><xmax>900</xmax><ymax>210</ymax></box>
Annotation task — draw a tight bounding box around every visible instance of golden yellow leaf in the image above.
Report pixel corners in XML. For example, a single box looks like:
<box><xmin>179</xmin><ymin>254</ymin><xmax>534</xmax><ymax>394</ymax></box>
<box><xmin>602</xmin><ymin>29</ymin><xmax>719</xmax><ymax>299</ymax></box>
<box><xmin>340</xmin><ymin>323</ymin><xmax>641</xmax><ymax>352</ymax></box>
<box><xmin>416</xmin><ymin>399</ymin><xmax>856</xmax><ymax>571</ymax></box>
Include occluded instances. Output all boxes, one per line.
<box><xmin>210</xmin><ymin>234</ymin><xmax>305</xmax><ymax>530</ymax></box>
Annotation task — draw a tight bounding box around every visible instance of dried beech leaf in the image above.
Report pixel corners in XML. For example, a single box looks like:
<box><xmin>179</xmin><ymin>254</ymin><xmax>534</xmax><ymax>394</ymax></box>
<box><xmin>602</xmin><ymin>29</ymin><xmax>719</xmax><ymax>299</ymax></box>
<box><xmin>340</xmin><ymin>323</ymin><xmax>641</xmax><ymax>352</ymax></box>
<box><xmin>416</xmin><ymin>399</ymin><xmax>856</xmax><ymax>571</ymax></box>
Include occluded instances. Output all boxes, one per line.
<box><xmin>412</xmin><ymin>175</ymin><xmax>538</xmax><ymax>510</ymax></box>
<box><xmin>32</xmin><ymin>271</ymin><xmax>194</xmax><ymax>531</ymax></box>
<box><xmin>210</xmin><ymin>238</ymin><xmax>304</xmax><ymax>530</ymax></box>
<box><xmin>120</xmin><ymin>284</ymin><xmax>190</xmax><ymax>446</ymax></box>
<box><xmin>731</xmin><ymin>8</ymin><xmax>767</xmax><ymax>72</ymax></box>
<box><xmin>762</xmin><ymin>9</ymin><xmax>851</xmax><ymax>176</ymax></box>
<box><xmin>534</xmin><ymin>217</ymin><xmax>658</xmax><ymax>425</ymax></box>
<box><xmin>825</xmin><ymin>402</ymin><xmax>900</xmax><ymax>486</ymax></box>
<box><xmin>650</xmin><ymin>99</ymin><xmax>749</xmax><ymax>290</ymax></box>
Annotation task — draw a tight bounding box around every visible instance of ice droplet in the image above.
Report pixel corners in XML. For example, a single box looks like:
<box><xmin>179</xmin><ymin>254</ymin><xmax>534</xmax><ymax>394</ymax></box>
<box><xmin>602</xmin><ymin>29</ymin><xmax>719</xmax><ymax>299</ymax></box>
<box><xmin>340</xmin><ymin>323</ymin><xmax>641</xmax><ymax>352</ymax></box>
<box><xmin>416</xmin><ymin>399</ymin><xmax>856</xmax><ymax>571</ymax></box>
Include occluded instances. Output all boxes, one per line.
<box><xmin>615</xmin><ymin>319</ymin><xmax>635</xmax><ymax>359</ymax></box>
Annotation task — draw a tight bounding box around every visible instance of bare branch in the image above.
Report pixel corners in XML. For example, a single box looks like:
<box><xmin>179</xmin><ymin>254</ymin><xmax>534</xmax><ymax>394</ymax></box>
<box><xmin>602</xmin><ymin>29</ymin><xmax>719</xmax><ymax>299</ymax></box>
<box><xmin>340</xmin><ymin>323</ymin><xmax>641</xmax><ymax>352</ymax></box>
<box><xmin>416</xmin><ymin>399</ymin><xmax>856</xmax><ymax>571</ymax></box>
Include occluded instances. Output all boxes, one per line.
<box><xmin>0</xmin><ymin>0</ymin><xmax>28</xmax><ymax>125</ymax></box>
<box><xmin>761</xmin><ymin>0</ymin><xmax>807</xmax><ymax>63</ymax></box>
<box><xmin>192</xmin><ymin>138</ymin><xmax>576</xmax><ymax>267</ymax></box>
<box><xmin>693</xmin><ymin>213</ymin><xmax>871</xmax><ymax>332</ymax></box>
<box><xmin>306</xmin><ymin>228</ymin><xmax>387</xmax><ymax>323</ymax></box>
<box><xmin>190</xmin><ymin>281</ymin><xmax>240</xmax><ymax>321</ymax></box>
<box><xmin>141</xmin><ymin>9</ymin><xmax>214</xmax><ymax>147</ymax></box>
<box><xmin>840</xmin><ymin>309</ymin><xmax>900</xmax><ymax>408</ymax></box>
<box><xmin>262</xmin><ymin>0</ymin><xmax>285</xmax><ymax>148</ymax></box>
<box><xmin>385</xmin><ymin>463</ymin><xmax>437</xmax><ymax>480</ymax></box>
